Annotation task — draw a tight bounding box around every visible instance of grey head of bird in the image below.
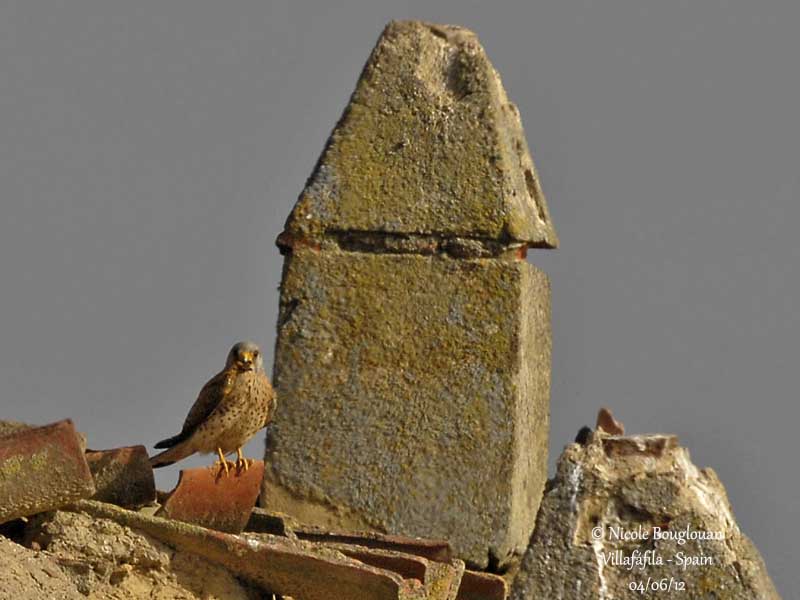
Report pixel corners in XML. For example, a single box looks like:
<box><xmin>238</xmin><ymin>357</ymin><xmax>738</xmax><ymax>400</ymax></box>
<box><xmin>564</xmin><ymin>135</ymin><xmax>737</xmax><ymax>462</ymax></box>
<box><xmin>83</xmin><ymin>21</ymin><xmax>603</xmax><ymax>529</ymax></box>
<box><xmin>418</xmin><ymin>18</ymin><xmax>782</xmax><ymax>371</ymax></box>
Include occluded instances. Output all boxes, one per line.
<box><xmin>225</xmin><ymin>341</ymin><xmax>264</xmax><ymax>373</ymax></box>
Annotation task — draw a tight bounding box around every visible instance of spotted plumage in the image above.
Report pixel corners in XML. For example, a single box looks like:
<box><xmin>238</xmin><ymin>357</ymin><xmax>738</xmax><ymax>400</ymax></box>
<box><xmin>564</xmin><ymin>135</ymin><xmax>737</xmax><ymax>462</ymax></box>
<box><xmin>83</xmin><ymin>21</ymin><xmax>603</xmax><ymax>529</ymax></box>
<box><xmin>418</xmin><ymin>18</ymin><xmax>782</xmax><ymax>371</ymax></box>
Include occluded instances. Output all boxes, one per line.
<box><xmin>150</xmin><ymin>341</ymin><xmax>276</xmax><ymax>475</ymax></box>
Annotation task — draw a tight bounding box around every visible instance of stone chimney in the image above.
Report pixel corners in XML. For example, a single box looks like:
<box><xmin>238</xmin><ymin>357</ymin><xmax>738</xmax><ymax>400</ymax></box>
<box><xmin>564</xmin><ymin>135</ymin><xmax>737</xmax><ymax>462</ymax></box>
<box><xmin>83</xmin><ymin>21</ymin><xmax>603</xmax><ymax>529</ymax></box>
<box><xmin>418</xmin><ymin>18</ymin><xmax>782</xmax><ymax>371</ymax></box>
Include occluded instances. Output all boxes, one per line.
<box><xmin>263</xmin><ymin>20</ymin><xmax>557</xmax><ymax>568</ymax></box>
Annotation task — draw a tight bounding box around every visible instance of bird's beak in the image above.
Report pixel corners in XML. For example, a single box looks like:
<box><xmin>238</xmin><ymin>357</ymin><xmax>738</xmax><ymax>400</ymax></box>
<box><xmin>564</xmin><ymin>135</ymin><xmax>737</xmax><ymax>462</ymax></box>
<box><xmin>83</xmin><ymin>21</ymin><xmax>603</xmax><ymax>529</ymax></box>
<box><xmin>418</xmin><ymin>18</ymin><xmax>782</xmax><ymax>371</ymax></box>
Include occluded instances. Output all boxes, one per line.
<box><xmin>240</xmin><ymin>352</ymin><xmax>254</xmax><ymax>369</ymax></box>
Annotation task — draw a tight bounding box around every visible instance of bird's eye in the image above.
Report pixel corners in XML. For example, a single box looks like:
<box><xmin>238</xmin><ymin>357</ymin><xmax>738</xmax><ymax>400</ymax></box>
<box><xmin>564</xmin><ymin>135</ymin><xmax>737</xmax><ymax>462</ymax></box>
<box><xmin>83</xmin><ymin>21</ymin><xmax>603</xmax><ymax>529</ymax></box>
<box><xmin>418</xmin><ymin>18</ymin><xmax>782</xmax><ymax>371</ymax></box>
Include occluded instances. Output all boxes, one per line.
<box><xmin>253</xmin><ymin>350</ymin><xmax>259</xmax><ymax>357</ymax></box>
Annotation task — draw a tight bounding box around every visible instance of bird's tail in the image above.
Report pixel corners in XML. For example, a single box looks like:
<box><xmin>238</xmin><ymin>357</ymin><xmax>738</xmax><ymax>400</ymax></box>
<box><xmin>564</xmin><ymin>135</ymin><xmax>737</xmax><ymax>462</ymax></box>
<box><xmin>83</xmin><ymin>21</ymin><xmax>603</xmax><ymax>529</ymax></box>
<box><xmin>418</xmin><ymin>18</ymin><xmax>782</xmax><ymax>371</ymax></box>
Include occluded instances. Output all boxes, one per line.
<box><xmin>149</xmin><ymin>440</ymin><xmax>193</xmax><ymax>469</ymax></box>
<box><xmin>153</xmin><ymin>431</ymin><xmax>188</xmax><ymax>449</ymax></box>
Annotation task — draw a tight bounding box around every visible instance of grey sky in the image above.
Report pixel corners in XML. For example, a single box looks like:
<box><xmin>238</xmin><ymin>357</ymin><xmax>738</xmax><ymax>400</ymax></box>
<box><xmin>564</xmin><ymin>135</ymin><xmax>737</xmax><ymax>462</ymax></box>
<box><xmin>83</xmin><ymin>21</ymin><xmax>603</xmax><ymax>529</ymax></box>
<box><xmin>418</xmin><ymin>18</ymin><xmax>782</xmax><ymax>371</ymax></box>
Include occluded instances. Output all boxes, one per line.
<box><xmin>0</xmin><ymin>1</ymin><xmax>796</xmax><ymax>593</ymax></box>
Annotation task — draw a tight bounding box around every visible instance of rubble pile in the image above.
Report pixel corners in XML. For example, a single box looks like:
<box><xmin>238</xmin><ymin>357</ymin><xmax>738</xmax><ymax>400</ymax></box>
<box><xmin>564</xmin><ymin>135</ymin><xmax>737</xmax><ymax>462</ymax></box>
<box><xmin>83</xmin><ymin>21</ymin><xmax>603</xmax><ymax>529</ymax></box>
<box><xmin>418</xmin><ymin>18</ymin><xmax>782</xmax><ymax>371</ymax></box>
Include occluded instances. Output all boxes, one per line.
<box><xmin>0</xmin><ymin>419</ymin><xmax>506</xmax><ymax>600</ymax></box>
<box><xmin>509</xmin><ymin>427</ymin><xmax>780</xmax><ymax>600</ymax></box>
<box><xmin>1</xmin><ymin>412</ymin><xmax>780</xmax><ymax>599</ymax></box>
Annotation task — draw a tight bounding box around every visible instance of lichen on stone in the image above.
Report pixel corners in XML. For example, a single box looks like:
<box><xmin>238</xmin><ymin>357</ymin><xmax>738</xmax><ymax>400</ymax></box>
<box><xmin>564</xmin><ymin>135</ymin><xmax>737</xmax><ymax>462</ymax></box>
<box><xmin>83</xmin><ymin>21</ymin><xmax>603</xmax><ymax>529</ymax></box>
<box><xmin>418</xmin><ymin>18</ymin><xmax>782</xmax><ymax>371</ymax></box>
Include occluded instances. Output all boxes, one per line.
<box><xmin>283</xmin><ymin>20</ymin><xmax>558</xmax><ymax>248</ymax></box>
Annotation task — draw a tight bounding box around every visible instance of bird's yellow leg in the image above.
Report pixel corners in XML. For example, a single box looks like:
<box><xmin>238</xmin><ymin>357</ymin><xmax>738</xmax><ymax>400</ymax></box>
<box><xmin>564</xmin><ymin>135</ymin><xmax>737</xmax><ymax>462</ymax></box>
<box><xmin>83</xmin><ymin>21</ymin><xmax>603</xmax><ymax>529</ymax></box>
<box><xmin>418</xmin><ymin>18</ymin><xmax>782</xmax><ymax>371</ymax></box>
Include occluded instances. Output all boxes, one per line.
<box><xmin>236</xmin><ymin>447</ymin><xmax>251</xmax><ymax>472</ymax></box>
<box><xmin>214</xmin><ymin>447</ymin><xmax>233</xmax><ymax>477</ymax></box>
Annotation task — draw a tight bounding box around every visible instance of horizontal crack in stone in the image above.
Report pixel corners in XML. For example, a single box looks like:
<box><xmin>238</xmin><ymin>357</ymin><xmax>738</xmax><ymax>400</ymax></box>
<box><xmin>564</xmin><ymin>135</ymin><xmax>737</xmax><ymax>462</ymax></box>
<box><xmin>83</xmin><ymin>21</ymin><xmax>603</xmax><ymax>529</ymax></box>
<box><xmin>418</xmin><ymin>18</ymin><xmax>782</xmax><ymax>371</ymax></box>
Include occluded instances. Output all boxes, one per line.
<box><xmin>277</xmin><ymin>229</ymin><xmax>538</xmax><ymax>260</ymax></box>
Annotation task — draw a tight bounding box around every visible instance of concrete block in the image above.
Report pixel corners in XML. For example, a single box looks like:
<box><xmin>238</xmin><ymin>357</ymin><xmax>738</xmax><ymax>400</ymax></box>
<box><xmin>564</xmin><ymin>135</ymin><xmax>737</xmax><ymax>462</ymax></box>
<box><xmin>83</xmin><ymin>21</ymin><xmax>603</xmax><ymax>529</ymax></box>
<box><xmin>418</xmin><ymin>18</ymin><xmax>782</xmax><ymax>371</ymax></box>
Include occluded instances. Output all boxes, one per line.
<box><xmin>264</xmin><ymin>249</ymin><xmax>551</xmax><ymax>567</ymax></box>
<box><xmin>266</xmin><ymin>19</ymin><xmax>556</xmax><ymax>569</ymax></box>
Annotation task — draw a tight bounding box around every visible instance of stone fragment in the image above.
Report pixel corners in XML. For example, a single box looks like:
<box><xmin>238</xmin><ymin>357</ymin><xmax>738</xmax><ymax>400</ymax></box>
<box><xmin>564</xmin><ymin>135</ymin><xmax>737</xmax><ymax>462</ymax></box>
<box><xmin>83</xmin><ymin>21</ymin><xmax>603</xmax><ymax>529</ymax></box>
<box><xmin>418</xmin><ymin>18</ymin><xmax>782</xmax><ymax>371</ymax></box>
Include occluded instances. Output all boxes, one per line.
<box><xmin>0</xmin><ymin>535</ymin><xmax>84</xmax><ymax>599</ymax></box>
<box><xmin>456</xmin><ymin>570</ymin><xmax>507</xmax><ymax>600</ymax></box>
<box><xmin>282</xmin><ymin>20</ymin><xmax>558</xmax><ymax>248</ymax></box>
<box><xmin>265</xmin><ymin>249</ymin><xmax>551</xmax><ymax>567</ymax></box>
<box><xmin>23</xmin><ymin>509</ymin><xmax>260</xmax><ymax>599</ymax></box>
<box><xmin>85</xmin><ymin>445</ymin><xmax>156</xmax><ymax>508</ymax></box>
<box><xmin>595</xmin><ymin>406</ymin><xmax>624</xmax><ymax>435</ymax></box>
<box><xmin>509</xmin><ymin>432</ymin><xmax>781</xmax><ymax>600</ymax></box>
<box><xmin>0</xmin><ymin>419</ymin><xmax>95</xmax><ymax>524</ymax></box>
<box><xmin>67</xmin><ymin>499</ymin><xmax>427</xmax><ymax>600</ymax></box>
<box><xmin>156</xmin><ymin>461</ymin><xmax>264</xmax><ymax>533</ymax></box>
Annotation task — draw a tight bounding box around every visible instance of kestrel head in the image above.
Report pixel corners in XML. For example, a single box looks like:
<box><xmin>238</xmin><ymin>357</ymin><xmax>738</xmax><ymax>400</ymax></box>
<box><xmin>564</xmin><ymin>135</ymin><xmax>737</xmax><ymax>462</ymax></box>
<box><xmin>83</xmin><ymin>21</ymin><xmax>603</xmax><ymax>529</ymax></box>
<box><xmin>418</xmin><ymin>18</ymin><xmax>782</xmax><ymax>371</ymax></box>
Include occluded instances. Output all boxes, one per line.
<box><xmin>226</xmin><ymin>341</ymin><xmax>264</xmax><ymax>373</ymax></box>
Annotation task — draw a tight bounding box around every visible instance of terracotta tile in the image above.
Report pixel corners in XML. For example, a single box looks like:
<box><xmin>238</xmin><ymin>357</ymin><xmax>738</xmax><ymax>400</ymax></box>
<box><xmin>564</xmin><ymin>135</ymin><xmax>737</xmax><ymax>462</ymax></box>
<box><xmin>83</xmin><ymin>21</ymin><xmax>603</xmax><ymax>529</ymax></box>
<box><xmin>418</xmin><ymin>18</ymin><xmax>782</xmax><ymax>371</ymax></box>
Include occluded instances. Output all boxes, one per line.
<box><xmin>0</xmin><ymin>419</ymin><xmax>95</xmax><ymax>524</ymax></box>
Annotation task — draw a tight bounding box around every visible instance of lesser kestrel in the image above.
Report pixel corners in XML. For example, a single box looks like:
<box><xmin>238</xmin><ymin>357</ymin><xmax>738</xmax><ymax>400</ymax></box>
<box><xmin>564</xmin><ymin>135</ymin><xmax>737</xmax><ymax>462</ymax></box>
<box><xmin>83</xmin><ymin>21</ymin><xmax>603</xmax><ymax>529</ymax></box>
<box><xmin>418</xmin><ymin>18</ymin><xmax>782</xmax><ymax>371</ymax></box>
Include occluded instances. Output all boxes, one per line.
<box><xmin>150</xmin><ymin>341</ymin><xmax>276</xmax><ymax>475</ymax></box>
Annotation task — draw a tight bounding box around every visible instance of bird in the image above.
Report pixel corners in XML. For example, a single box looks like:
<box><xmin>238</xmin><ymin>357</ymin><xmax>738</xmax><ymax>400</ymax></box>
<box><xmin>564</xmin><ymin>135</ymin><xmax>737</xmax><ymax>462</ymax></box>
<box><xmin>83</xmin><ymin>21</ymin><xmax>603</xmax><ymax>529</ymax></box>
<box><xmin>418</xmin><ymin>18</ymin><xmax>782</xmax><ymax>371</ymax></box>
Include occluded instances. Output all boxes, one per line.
<box><xmin>150</xmin><ymin>341</ymin><xmax>276</xmax><ymax>476</ymax></box>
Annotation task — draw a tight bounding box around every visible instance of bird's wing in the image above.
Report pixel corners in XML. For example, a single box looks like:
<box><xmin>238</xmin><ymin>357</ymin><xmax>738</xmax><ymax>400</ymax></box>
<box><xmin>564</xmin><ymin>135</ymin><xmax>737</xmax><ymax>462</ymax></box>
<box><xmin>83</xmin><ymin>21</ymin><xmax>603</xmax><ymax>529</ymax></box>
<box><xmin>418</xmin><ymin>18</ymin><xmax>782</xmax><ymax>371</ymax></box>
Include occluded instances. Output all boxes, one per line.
<box><xmin>179</xmin><ymin>369</ymin><xmax>235</xmax><ymax>437</ymax></box>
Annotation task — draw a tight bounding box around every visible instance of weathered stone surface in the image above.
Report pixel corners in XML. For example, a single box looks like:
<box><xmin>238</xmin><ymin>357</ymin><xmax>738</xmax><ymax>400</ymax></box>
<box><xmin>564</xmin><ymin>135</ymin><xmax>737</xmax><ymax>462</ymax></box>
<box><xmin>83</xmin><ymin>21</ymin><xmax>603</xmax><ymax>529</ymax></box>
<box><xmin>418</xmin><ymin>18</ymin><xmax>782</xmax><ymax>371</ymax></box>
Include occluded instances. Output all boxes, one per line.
<box><xmin>266</xmin><ymin>19</ymin><xmax>556</xmax><ymax>570</ymax></box>
<box><xmin>156</xmin><ymin>461</ymin><xmax>264</xmax><ymax>533</ymax></box>
<box><xmin>0</xmin><ymin>420</ymin><xmax>32</xmax><ymax>438</ymax></box>
<box><xmin>0</xmin><ymin>535</ymin><xmax>83</xmax><ymax>599</ymax></box>
<box><xmin>0</xmin><ymin>419</ymin><xmax>95</xmax><ymax>524</ymax></box>
<box><xmin>264</xmin><ymin>248</ymin><xmax>551</xmax><ymax>567</ymax></box>
<box><xmin>282</xmin><ymin>20</ymin><xmax>557</xmax><ymax>250</ymax></box>
<box><xmin>510</xmin><ymin>432</ymin><xmax>781</xmax><ymax>600</ymax></box>
<box><xmin>85</xmin><ymin>445</ymin><xmax>156</xmax><ymax>508</ymax></box>
<box><xmin>23</xmin><ymin>509</ymin><xmax>260</xmax><ymax>599</ymax></box>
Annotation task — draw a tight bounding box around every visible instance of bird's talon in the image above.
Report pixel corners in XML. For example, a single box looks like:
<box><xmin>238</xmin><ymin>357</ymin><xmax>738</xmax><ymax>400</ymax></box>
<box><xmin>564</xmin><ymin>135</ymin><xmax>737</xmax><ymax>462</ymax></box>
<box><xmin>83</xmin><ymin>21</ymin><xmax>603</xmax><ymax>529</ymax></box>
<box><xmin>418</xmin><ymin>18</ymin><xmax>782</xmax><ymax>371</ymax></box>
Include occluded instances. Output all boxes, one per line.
<box><xmin>234</xmin><ymin>448</ymin><xmax>253</xmax><ymax>473</ymax></box>
<box><xmin>213</xmin><ymin>459</ymin><xmax>236</xmax><ymax>477</ymax></box>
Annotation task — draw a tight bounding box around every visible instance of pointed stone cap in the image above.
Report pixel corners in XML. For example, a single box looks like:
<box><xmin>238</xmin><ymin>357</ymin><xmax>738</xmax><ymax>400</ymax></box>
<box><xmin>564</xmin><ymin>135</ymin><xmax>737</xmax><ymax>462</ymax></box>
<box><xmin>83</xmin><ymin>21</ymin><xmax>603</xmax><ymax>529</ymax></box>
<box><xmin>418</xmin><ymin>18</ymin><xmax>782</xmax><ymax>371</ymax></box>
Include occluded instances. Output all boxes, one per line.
<box><xmin>283</xmin><ymin>20</ymin><xmax>558</xmax><ymax>248</ymax></box>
